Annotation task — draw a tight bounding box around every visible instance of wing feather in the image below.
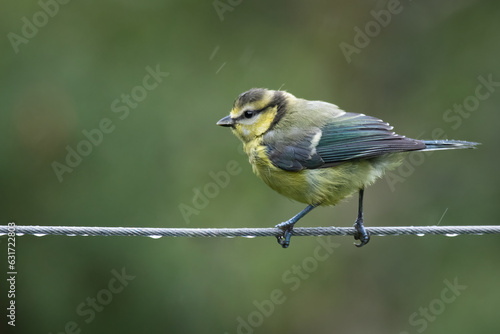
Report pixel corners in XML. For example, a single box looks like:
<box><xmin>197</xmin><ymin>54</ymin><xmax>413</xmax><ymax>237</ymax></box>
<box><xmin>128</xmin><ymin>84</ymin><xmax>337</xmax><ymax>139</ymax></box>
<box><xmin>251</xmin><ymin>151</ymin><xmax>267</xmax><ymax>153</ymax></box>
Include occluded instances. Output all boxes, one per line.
<box><xmin>265</xmin><ymin>112</ymin><xmax>424</xmax><ymax>171</ymax></box>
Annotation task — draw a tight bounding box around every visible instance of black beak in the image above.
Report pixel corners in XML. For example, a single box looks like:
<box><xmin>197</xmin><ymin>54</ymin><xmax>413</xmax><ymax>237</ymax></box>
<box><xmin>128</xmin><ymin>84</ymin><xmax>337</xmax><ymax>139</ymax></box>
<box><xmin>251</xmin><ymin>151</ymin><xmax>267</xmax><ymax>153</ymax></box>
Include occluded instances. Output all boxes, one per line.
<box><xmin>217</xmin><ymin>115</ymin><xmax>234</xmax><ymax>127</ymax></box>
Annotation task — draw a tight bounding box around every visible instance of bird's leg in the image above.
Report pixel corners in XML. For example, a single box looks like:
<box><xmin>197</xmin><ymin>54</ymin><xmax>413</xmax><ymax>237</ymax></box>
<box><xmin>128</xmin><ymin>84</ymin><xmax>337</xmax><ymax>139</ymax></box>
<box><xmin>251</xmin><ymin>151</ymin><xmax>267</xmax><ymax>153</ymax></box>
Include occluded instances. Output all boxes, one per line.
<box><xmin>275</xmin><ymin>204</ymin><xmax>316</xmax><ymax>248</ymax></box>
<box><xmin>353</xmin><ymin>188</ymin><xmax>370</xmax><ymax>247</ymax></box>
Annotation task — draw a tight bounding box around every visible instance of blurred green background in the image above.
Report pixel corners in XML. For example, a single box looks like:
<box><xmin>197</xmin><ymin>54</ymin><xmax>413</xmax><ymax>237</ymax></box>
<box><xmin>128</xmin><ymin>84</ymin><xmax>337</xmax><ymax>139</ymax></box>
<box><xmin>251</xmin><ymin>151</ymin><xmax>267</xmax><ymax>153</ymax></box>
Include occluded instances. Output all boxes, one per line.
<box><xmin>1</xmin><ymin>0</ymin><xmax>499</xmax><ymax>333</ymax></box>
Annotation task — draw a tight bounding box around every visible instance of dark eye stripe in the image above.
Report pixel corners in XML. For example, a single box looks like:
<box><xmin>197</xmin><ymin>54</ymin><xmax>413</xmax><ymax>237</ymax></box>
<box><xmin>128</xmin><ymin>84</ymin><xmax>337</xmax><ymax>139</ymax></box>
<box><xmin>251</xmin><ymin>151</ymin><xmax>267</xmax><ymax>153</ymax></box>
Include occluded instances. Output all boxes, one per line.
<box><xmin>237</xmin><ymin>105</ymin><xmax>270</xmax><ymax>121</ymax></box>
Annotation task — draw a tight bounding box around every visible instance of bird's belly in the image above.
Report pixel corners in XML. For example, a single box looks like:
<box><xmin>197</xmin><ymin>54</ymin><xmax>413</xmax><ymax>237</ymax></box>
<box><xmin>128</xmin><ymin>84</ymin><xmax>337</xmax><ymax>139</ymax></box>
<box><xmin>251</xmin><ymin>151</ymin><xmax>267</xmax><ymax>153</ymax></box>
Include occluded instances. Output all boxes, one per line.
<box><xmin>251</xmin><ymin>157</ymin><xmax>374</xmax><ymax>206</ymax></box>
<box><xmin>246</xmin><ymin>142</ymin><xmax>403</xmax><ymax>206</ymax></box>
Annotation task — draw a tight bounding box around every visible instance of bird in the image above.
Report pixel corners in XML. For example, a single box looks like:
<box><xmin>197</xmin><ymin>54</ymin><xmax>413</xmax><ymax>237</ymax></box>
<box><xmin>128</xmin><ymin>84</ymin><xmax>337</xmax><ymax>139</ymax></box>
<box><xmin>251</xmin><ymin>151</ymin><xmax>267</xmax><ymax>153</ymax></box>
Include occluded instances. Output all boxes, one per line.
<box><xmin>217</xmin><ymin>88</ymin><xmax>479</xmax><ymax>248</ymax></box>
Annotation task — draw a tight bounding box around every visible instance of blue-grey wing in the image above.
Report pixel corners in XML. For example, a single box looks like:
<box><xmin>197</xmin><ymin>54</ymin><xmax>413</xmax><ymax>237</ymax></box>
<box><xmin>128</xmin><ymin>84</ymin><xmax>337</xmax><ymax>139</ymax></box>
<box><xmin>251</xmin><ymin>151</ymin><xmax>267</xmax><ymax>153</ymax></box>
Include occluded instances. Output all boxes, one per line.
<box><xmin>266</xmin><ymin>112</ymin><xmax>424</xmax><ymax>171</ymax></box>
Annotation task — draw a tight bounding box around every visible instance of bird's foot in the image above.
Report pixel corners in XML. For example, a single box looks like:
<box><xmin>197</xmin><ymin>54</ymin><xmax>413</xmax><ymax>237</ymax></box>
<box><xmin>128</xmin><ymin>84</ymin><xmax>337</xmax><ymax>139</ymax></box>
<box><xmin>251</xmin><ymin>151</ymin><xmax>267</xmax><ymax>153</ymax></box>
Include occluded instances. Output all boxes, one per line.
<box><xmin>275</xmin><ymin>220</ymin><xmax>295</xmax><ymax>249</ymax></box>
<box><xmin>353</xmin><ymin>218</ymin><xmax>370</xmax><ymax>247</ymax></box>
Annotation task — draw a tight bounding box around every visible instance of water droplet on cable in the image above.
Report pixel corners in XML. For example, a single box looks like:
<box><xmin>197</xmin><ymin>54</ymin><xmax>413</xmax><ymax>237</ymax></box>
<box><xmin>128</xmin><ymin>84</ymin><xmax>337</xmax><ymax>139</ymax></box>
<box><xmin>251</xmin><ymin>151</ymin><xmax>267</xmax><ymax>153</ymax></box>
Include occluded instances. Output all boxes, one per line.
<box><xmin>445</xmin><ymin>233</ymin><xmax>458</xmax><ymax>237</ymax></box>
<box><xmin>34</xmin><ymin>233</ymin><xmax>46</xmax><ymax>237</ymax></box>
<box><xmin>416</xmin><ymin>233</ymin><xmax>425</xmax><ymax>237</ymax></box>
<box><xmin>148</xmin><ymin>235</ymin><xmax>162</xmax><ymax>239</ymax></box>
<box><xmin>243</xmin><ymin>235</ymin><xmax>256</xmax><ymax>238</ymax></box>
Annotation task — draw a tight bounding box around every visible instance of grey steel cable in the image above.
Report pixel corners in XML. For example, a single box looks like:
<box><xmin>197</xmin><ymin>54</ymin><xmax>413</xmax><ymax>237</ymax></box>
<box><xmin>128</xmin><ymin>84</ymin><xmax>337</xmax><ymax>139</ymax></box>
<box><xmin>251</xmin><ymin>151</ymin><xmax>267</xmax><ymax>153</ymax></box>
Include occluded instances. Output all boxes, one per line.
<box><xmin>1</xmin><ymin>225</ymin><xmax>500</xmax><ymax>238</ymax></box>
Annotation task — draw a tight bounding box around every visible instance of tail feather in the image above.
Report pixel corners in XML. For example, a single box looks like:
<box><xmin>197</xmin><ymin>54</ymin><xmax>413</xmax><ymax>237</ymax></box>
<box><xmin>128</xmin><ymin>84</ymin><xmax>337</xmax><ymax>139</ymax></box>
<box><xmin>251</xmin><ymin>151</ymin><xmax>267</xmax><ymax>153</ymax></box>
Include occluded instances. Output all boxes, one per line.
<box><xmin>421</xmin><ymin>139</ymin><xmax>480</xmax><ymax>151</ymax></box>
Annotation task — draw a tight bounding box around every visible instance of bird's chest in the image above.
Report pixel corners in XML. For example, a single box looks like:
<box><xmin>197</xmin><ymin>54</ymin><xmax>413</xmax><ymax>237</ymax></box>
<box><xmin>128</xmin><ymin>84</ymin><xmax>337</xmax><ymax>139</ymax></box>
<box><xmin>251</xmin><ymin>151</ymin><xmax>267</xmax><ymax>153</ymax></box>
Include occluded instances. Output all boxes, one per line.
<box><xmin>243</xmin><ymin>140</ymin><xmax>312</xmax><ymax>202</ymax></box>
<box><xmin>243</xmin><ymin>140</ymin><xmax>272</xmax><ymax>171</ymax></box>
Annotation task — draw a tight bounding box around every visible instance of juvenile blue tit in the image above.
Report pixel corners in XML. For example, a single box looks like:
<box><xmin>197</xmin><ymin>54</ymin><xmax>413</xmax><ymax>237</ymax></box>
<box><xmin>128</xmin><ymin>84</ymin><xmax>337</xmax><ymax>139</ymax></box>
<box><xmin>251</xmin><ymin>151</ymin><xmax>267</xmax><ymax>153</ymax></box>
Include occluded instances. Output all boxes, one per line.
<box><xmin>217</xmin><ymin>88</ymin><xmax>479</xmax><ymax>248</ymax></box>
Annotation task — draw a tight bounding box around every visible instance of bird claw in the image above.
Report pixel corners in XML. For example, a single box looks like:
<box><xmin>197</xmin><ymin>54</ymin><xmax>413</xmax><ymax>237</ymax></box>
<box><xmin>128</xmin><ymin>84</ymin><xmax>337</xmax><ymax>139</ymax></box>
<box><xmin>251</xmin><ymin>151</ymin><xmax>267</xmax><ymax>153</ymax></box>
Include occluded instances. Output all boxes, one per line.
<box><xmin>353</xmin><ymin>218</ymin><xmax>370</xmax><ymax>247</ymax></box>
<box><xmin>275</xmin><ymin>221</ymin><xmax>294</xmax><ymax>248</ymax></box>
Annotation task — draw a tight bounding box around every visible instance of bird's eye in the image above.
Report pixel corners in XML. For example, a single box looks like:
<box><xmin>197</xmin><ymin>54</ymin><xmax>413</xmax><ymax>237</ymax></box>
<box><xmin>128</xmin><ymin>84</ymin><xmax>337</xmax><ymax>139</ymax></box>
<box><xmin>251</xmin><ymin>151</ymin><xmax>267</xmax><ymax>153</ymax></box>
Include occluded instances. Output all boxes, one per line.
<box><xmin>244</xmin><ymin>110</ymin><xmax>254</xmax><ymax>119</ymax></box>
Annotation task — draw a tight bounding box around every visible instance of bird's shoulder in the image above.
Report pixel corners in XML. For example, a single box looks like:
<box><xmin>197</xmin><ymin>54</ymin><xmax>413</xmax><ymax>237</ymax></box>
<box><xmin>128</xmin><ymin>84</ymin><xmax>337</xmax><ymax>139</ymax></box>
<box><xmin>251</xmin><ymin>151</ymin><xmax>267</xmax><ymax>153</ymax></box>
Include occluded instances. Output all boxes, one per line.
<box><xmin>261</xmin><ymin>99</ymin><xmax>333</xmax><ymax>171</ymax></box>
<box><xmin>263</xmin><ymin>99</ymin><xmax>344</xmax><ymax>143</ymax></box>
<box><xmin>262</xmin><ymin>102</ymin><xmax>424</xmax><ymax>171</ymax></box>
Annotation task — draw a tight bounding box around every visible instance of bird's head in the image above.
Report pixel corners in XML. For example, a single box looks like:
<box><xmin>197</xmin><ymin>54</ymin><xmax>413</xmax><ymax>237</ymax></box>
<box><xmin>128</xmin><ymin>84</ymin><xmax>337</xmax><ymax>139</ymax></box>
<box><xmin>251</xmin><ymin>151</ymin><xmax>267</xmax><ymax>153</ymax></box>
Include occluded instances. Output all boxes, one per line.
<box><xmin>217</xmin><ymin>88</ymin><xmax>291</xmax><ymax>143</ymax></box>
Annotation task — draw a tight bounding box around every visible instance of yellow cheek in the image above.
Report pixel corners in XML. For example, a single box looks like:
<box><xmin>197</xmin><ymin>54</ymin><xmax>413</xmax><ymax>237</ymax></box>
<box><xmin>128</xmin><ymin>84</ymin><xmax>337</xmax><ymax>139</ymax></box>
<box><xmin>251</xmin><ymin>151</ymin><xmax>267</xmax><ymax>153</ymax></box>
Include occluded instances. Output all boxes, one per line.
<box><xmin>250</xmin><ymin>122</ymin><xmax>270</xmax><ymax>136</ymax></box>
<box><xmin>251</xmin><ymin>107</ymin><xmax>278</xmax><ymax>136</ymax></box>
